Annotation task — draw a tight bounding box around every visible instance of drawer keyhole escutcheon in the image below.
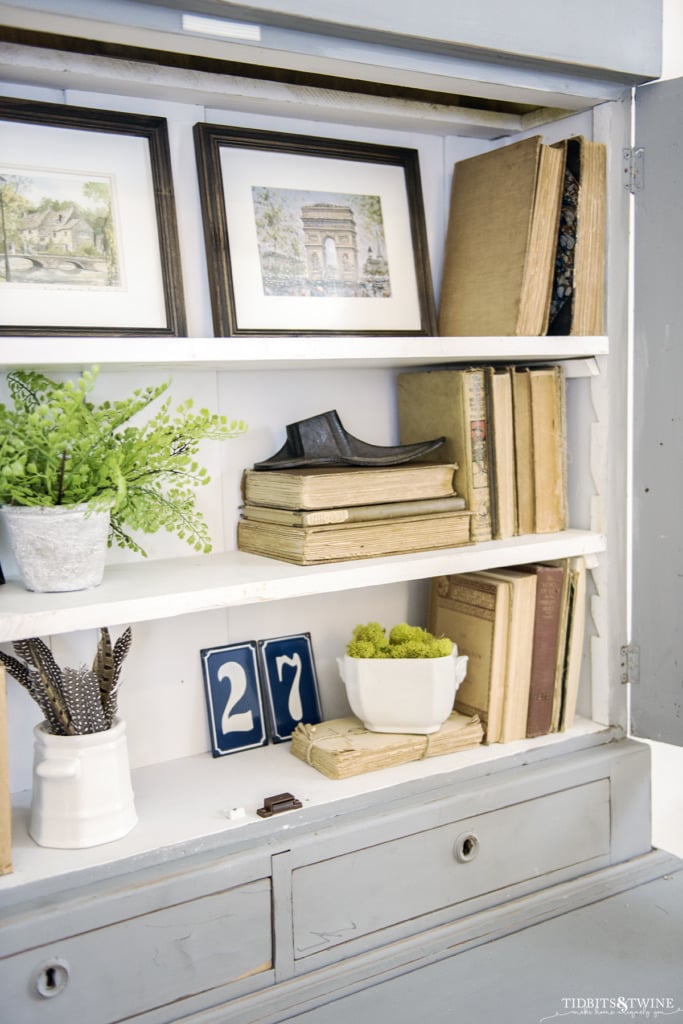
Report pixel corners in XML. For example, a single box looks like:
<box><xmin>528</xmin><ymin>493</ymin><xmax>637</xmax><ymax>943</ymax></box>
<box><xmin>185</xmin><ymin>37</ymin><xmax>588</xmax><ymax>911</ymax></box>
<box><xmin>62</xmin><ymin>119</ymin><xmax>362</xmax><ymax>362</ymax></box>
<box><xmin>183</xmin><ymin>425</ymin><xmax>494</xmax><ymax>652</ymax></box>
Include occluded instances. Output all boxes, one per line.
<box><xmin>33</xmin><ymin>959</ymin><xmax>70</xmax><ymax>999</ymax></box>
<box><xmin>454</xmin><ymin>831</ymin><xmax>480</xmax><ymax>863</ymax></box>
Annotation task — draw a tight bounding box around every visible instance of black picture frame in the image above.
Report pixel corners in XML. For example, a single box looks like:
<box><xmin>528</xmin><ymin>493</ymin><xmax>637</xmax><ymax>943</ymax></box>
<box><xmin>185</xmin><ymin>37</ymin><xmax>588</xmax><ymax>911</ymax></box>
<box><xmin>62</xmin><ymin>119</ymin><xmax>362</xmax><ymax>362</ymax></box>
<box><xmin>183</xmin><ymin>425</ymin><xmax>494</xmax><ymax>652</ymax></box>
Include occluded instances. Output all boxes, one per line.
<box><xmin>193</xmin><ymin>123</ymin><xmax>436</xmax><ymax>337</ymax></box>
<box><xmin>0</xmin><ymin>96</ymin><xmax>186</xmax><ymax>337</ymax></box>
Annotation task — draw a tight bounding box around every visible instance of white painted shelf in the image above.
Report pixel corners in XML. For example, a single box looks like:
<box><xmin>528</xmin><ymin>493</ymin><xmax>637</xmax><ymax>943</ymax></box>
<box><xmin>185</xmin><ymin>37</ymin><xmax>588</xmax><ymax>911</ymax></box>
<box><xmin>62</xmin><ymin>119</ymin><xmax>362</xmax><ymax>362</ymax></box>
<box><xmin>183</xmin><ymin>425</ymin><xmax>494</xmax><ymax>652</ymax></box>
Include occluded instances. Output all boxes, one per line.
<box><xmin>0</xmin><ymin>335</ymin><xmax>609</xmax><ymax>372</ymax></box>
<box><xmin>1</xmin><ymin>715</ymin><xmax>611</xmax><ymax>898</ymax></box>
<box><xmin>0</xmin><ymin>529</ymin><xmax>605</xmax><ymax>642</ymax></box>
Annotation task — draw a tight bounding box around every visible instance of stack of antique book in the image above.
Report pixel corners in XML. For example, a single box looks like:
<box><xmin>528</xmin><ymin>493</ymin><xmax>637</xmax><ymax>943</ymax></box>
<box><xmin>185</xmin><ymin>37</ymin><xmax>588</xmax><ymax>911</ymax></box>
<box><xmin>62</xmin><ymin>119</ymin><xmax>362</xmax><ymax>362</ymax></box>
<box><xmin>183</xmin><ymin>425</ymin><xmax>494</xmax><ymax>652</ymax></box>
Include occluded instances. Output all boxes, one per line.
<box><xmin>237</xmin><ymin>462</ymin><xmax>472</xmax><ymax>565</ymax></box>
<box><xmin>428</xmin><ymin>557</ymin><xmax>587</xmax><ymax>745</ymax></box>
<box><xmin>398</xmin><ymin>362</ymin><xmax>568</xmax><ymax>542</ymax></box>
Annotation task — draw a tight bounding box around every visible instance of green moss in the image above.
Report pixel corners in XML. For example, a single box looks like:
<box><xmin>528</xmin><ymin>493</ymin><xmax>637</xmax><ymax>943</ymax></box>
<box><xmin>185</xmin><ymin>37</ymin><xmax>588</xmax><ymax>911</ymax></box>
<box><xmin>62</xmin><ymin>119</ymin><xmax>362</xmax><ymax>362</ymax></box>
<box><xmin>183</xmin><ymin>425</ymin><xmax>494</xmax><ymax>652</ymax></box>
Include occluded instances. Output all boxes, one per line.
<box><xmin>346</xmin><ymin>622</ymin><xmax>453</xmax><ymax>659</ymax></box>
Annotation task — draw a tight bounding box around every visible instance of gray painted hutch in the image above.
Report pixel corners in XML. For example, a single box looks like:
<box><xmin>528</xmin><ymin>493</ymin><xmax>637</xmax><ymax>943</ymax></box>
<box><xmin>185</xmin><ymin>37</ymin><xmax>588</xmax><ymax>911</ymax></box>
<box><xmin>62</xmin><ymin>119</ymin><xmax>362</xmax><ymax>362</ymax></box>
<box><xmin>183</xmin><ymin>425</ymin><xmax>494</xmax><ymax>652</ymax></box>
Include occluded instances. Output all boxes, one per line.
<box><xmin>0</xmin><ymin>2</ymin><xmax>682</xmax><ymax>1021</ymax></box>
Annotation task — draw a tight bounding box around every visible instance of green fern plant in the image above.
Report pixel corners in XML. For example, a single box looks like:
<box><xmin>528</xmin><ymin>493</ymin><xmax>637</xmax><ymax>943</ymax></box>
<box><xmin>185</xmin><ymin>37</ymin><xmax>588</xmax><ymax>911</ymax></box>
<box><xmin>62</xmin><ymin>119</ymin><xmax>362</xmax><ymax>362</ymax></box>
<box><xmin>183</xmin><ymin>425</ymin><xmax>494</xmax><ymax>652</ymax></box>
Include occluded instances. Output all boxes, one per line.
<box><xmin>0</xmin><ymin>366</ymin><xmax>246</xmax><ymax>555</ymax></box>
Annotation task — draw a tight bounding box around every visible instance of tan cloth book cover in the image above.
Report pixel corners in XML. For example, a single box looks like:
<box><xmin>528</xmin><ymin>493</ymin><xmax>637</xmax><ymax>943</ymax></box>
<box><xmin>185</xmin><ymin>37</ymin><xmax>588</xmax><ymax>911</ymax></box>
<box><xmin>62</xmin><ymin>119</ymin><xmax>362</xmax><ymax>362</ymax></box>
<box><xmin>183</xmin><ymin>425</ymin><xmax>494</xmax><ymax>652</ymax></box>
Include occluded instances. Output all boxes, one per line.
<box><xmin>397</xmin><ymin>367</ymin><xmax>492</xmax><ymax>542</ymax></box>
<box><xmin>438</xmin><ymin>135</ymin><xmax>565</xmax><ymax>336</ymax></box>
<box><xmin>510</xmin><ymin>365</ymin><xmax>567</xmax><ymax>535</ymax></box>
<box><xmin>237</xmin><ymin>510</ymin><xmax>471</xmax><ymax>565</ymax></box>
<box><xmin>476</xmin><ymin>568</ymin><xmax>538</xmax><ymax>743</ymax></box>
<box><xmin>485</xmin><ymin>366</ymin><xmax>517</xmax><ymax>540</ymax></box>
<box><xmin>529</xmin><ymin>365</ymin><xmax>568</xmax><ymax>534</ymax></box>
<box><xmin>290</xmin><ymin>713</ymin><xmax>484</xmax><ymax>779</ymax></box>
<box><xmin>429</xmin><ymin>573</ymin><xmax>510</xmax><ymax>743</ymax></box>
<box><xmin>557</xmin><ymin>556</ymin><xmax>588</xmax><ymax>731</ymax></box>
<box><xmin>510</xmin><ymin>366</ymin><xmax>535</xmax><ymax>536</ymax></box>
<box><xmin>241</xmin><ymin>463</ymin><xmax>458</xmax><ymax>511</ymax></box>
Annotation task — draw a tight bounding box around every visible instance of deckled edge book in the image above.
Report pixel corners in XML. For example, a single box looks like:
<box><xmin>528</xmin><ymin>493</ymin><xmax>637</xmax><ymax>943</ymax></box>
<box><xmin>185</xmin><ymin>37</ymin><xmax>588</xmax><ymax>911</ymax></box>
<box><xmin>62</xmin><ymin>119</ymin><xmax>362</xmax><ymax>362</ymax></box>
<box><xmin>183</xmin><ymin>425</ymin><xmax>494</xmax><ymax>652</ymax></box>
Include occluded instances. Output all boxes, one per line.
<box><xmin>238</xmin><ymin>510</ymin><xmax>472</xmax><ymax>565</ymax></box>
<box><xmin>547</xmin><ymin>136</ymin><xmax>607</xmax><ymax>336</ymax></box>
<box><xmin>290</xmin><ymin>713</ymin><xmax>483</xmax><ymax>779</ymax></box>
<box><xmin>0</xmin><ymin>667</ymin><xmax>11</xmax><ymax>876</ymax></box>
<box><xmin>438</xmin><ymin>135</ymin><xmax>565</xmax><ymax>336</ymax></box>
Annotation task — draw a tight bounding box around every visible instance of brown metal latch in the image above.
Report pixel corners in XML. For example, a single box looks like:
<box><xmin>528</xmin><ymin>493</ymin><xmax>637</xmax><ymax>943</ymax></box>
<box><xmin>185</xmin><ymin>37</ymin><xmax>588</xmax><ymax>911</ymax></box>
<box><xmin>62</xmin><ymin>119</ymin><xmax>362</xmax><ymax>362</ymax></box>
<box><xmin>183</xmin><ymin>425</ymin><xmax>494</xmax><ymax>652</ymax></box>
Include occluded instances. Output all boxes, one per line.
<box><xmin>257</xmin><ymin>792</ymin><xmax>302</xmax><ymax>818</ymax></box>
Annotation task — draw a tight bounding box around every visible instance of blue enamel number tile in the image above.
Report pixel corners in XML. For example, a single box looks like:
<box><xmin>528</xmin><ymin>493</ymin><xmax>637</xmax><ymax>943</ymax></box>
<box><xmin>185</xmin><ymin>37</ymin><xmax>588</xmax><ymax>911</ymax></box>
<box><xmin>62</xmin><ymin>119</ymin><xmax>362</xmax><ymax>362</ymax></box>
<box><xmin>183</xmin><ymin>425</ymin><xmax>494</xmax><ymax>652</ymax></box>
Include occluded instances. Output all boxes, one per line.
<box><xmin>258</xmin><ymin>633</ymin><xmax>322</xmax><ymax>742</ymax></box>
<box><xmin>200</xmin><ymin>642</ymin><xmax>267</xmax><ymax>757</ymax></box>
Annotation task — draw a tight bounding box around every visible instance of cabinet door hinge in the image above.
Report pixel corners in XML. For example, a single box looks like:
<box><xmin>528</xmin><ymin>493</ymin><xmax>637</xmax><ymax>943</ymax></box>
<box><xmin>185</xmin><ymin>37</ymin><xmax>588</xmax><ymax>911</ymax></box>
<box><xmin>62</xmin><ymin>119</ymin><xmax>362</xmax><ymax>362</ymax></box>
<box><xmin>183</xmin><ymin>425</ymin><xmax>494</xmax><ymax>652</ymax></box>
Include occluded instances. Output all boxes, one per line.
<box><xmin>623</xmin><ymin>147</ymin><xmax>644</xmax><ymax>193</ymax></box>
<box><xmin>620</xmin><ymin>644</ymin><xmax>640</xmax><ymax>685</ymax></box>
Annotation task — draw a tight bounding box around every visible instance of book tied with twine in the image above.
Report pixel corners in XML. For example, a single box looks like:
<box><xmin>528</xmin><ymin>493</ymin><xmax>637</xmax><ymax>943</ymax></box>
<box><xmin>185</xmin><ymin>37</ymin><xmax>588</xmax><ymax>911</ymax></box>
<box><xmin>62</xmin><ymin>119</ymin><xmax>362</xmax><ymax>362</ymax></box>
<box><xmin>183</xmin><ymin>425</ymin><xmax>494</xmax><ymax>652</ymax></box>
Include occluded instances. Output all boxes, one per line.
<box><xmin>290</xmin><ymin>712</ymin><xmax>484</xmax><ymax>779</ymax></box>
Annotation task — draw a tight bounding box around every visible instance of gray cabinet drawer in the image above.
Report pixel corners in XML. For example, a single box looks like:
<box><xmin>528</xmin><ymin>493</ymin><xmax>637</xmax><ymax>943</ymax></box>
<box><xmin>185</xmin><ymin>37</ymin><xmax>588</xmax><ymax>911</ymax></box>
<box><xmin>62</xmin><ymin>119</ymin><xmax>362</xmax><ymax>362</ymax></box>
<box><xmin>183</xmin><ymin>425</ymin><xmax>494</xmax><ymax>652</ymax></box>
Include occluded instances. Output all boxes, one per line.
<box><xmin>0</xmin><ymin>877</ymin><xmax>272</xmax><ymax>1024</ymax></box>
<box><xmin>292</xmin><ymin>780</ymin><xmax>610</xmax><ymax>958</ymax></box>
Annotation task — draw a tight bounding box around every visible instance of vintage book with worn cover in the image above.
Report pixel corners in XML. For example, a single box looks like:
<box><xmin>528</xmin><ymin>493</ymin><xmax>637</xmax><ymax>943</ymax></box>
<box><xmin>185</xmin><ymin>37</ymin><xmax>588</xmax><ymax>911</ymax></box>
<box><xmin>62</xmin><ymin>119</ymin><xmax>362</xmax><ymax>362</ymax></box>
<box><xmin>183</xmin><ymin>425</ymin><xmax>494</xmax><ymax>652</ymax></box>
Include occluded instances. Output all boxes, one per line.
<box><xmin>477</xmin><ymin>568</ymin><xmax>538</xmax><ymax>743</ymax></box>
<box><xmin>510</xmin><ymin>366</ymin><xmax>535</xmax><ymax>536</ymax></box>
<box><xmin>548</xmin><ymin>136</ymin><xmax>607</xmax><ymax>336</ymax></box>
<box><xmin>240</xmin><ymin>493</ymin><xmax>466</xmax><ymax>527</ymax></box>
<box><xmin>429</xmin><ymin>573</ymin><xmax>510</xmax><ymax>743</ymax></box>
<box><xmin>522</xmin><ymin>563</ymin><xmax>566</xmax><ymax>738</ymax></box>
<box><xmin>510</xmin><ymin>365</ymin><xmax>567</xmax><ymax>535</ymax></box>
<box><xmin>557</xmin><ymin>556</ymin><xmax>588</xmax><ymax>731</ymax></box>
<box><xmin>438</xmin><ymin>135</ymin><xmax>565</xmax><ymax>336</ymax></box>
<box><xmin>397</xmin><ymin>367</ymin><xmax>492</xmax><ymax>542</ymax></box>
<box><xmin>238</xmin><ymin>510</ymin><xmax>471</xmax><ymax>564</ymax></box>
<box><xmin>485</xmin><ymin>365</ymin><xmax>517</xmax><ymax>540</ymax></box>
<box><xmin>241</xmin><ymin>463</ymin><xmax>458</xmax><ymax>511</ymax></box>
<box><xmin>290</xmin><ymin>712</ymin><xmax>484</xmax><ymax>780</ymax></box>
<box><xmin>529</xmin><ymin>365</ymin><xmax>568</xmax><ymax>533</ymax></box>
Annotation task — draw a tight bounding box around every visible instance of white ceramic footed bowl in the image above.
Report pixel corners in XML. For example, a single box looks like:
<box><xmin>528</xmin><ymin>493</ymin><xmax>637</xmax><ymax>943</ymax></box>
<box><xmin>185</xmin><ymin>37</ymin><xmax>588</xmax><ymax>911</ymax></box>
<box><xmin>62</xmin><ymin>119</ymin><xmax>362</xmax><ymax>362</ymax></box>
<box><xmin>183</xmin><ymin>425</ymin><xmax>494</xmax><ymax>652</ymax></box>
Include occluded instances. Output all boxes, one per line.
<box><xmin>337</xmin><ymin>650</ymin><xmax>468</xmax><ymax>735</ymax></box>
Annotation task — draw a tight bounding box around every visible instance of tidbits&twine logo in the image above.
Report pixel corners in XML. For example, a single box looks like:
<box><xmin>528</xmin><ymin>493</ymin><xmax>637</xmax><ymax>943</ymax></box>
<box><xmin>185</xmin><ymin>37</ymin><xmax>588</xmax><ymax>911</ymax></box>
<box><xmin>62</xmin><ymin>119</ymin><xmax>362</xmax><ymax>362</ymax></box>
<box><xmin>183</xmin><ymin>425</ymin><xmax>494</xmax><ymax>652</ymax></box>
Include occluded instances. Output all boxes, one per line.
<box><xmin>540</xmin><ymin>996</ymin><xmax>683</xmax><ymax>1020</ymax></box>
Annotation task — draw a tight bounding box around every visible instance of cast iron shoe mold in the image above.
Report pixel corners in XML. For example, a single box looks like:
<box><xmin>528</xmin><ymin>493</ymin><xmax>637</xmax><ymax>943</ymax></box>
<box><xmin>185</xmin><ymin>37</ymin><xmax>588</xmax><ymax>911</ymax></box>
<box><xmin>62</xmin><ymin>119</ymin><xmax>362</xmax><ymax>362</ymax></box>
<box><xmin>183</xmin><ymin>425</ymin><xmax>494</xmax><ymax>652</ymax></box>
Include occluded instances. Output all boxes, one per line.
<box><xmin>253</xmin><ymin>410</ymin><xmax>445</xmax><ymax>469</ymax></box>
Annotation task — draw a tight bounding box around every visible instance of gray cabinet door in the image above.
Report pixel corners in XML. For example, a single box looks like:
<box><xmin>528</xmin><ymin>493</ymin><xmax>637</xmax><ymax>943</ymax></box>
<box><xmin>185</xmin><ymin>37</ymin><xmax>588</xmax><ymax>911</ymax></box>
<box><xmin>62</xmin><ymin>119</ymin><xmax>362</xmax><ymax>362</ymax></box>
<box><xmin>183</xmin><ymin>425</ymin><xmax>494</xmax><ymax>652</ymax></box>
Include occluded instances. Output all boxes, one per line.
<box><xmin>631</xmin><ymin>75</ymin><xmax>683</xmax><ymax>746</ymax></box>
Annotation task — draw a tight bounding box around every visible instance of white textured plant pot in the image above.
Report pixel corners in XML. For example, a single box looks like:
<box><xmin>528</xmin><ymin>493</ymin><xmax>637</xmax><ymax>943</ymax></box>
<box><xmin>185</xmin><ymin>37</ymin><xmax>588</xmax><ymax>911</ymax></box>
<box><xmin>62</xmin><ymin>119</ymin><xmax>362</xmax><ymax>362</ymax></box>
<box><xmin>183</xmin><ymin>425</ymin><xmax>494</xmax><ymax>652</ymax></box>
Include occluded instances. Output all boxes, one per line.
<box><xmin>29</xmin><ymin>717</ymin><xmax>137</xmax><ymax>849</ymax></box>
<box><xmin>0</xmin><ymin>503</ymin><xmax>110</xmax><ymax>592</ymax></box>
<box><xmin>337</xmin><ymin>651</ymin><xmax>469</xmax><ymax>734</ymax></box>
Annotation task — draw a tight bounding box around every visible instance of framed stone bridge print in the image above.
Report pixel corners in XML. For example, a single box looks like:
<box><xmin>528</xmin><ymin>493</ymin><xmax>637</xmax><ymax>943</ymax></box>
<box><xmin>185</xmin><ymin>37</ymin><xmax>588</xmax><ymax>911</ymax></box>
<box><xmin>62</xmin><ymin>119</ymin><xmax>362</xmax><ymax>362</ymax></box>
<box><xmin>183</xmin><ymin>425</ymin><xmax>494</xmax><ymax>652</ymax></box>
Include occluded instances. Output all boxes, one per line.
<box><xmin>193</xmin><ymin>123</ymin><xmax>436</xmax><ymax>337</ymax></box>
<box><xmin>0</xmin><ymin>97</ymin><xmax>186</xmax><ymax>337</ymax></box>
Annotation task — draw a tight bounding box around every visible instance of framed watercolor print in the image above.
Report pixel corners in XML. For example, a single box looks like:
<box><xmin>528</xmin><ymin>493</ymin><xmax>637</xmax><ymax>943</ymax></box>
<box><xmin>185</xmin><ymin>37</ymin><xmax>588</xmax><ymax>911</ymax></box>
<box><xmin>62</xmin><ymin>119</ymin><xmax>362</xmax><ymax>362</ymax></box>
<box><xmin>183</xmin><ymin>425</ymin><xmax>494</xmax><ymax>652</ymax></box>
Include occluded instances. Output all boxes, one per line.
<box><xmin>193</xmin><ymin>123</ymin><xmax>436</xmax><ymax>337</ymax></box>
<box><xmin>200</xmin><ymin>641</ymin><xmax>267</xmax><ymax>757</ymax></box>
<box><xmin>0</xmin><ymin>97</ymin><xmax>186</xmax><ymax>337</ymax></box>
<box><xmin>258</xmin><ymin>633</ymin><xmax>322</xmax><ymax>742</ymax></box>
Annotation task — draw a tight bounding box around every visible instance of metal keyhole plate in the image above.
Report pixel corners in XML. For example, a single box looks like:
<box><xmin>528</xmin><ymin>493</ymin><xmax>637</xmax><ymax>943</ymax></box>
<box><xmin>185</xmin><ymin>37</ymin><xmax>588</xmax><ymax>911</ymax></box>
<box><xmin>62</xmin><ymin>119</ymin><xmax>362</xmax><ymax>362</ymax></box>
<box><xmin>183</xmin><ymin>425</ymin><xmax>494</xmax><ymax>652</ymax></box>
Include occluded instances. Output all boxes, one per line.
<box><xmin>454</xmin><ymin>831</ymin><xmax>480</xmax><ymax>863</ymax></box>
<box><xmin>33</xmin><ymin>958</ymin><xmax>70</xmax><ymax>998</ymax></box>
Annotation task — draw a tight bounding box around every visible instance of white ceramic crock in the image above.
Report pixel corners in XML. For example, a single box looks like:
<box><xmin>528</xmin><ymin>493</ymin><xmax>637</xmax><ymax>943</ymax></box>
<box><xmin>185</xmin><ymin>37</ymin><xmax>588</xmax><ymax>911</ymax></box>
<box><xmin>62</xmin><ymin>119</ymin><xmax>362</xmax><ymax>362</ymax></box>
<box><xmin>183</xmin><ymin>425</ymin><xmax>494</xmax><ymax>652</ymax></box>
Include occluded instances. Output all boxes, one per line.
<box><xmin>29</xmin><ymin>717</ymin><xmax>137</xmax><ymax>849</ymax></box>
